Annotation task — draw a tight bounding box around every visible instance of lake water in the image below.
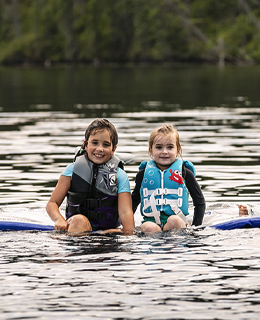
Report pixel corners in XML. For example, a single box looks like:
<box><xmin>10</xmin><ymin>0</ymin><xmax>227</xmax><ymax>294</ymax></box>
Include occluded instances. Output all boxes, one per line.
<box><xmin>0</xmin><ymin>65</ymin><xmax>260</xmax><ymax>319</ymax></box>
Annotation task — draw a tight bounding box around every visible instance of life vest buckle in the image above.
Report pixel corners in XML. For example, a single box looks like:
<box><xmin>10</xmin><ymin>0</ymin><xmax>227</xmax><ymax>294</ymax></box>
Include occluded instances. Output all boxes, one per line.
<box><xmin>143</xmin><ymin>188</ymin><xmax>149</xmax><ymax>197</ymax></box>
<box><xmin>178</xmin><ymin>188</ymin><xmax>183</xmax><ymax>197</ymax></box>
<box><xmin>178</xmin><ymin>198</ymin><xmax>183</xmax><ymax>207</ymax></box>
<box><xmin>155</xmin><ymin>188</ymin><xmax>163</xmax><ymax>196</ymax></box>
<box><xmin>156</xmin><ymin>198</ymin><xmax>168</xmax><ymax>206</ymax></box>
<box><xmin>81</xmin><ymin>198</ymin><xmax>101</xmax><ymax>209</ymax></box>
<box><xmin>163</xmin><ymin>199</ymin><xmax>169</xmax><ymax>205</ymax></box>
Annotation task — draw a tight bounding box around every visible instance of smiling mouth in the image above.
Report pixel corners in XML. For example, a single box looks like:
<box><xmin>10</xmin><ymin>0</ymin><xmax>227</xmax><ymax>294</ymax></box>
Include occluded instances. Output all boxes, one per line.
<box><xmin>94</xmin><ymin>154</ymin><xmax>104</xmax><ymax>158</ymax></box>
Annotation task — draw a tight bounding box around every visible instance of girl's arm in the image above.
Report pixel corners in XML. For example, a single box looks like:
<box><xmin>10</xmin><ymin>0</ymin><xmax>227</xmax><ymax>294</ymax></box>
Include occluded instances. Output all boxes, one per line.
<box><xmin>118</xmin><ymin>192</ymin><xmax>135</xmax><ymax>234</ymax></box>
<box><xmin>46</xmin><ymin>175</ymin><xmax>71</xmax><ymax>231</ymax></box>
<box><xmin>131</xmin><ymin>169</ymin><xmax>144</xmax><ymax>212</ymax></box>
<box><xmin>184</xmin><ymin>167</ymin><xmax>205</xmax><ymax>226</ymax></box>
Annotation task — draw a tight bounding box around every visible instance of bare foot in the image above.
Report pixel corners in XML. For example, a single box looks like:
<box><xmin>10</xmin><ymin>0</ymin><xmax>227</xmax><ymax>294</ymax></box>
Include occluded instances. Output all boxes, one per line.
<box><xmin>238</xmin><ymin>204</ymin><xmax>248</xmax><ymax>216</ymax></box>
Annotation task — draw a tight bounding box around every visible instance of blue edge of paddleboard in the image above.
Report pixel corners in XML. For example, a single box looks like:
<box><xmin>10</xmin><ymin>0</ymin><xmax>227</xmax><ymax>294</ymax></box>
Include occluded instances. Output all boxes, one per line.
<box><xmin>1</xmin><ymin>217</ymin><xmax>260</xmax><ymax>231</ymax></box>
<box><xmin>0</xmin><ymin>221</ymin><xmax>54</xmax><ymax>231</ymax></box>
<box><xmin>209</xmin><ymin>216</ymin><xmax>260</xmax><ymax>230</ymax></box>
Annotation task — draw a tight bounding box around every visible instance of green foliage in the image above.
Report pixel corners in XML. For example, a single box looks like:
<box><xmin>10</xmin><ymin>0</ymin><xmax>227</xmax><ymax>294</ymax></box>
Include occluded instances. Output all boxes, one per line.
<box><xmin>1</xmin><ymin>0</ymin><xmax>260</xmax><ymax>64</ymax></box>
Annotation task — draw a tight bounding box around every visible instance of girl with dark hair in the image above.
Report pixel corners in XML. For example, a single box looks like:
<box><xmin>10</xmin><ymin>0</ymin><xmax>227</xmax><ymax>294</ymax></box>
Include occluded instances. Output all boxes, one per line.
<box><xmin>46</xmin><ymin>119</ymin><xmax>134</xmax><ymax>234</ymax></box>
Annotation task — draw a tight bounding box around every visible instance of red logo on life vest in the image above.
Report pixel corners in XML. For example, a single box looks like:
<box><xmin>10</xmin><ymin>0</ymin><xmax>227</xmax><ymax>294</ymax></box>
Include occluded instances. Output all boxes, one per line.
<box><xmin>169</xmin><ymin>169</ymin><xmax>183</xmax><ymax>185</ymax></box>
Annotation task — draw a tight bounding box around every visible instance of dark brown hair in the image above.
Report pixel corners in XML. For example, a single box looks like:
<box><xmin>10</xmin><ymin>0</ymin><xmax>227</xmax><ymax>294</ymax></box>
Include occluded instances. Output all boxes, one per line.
<box><xmin>83</xmin><ymin>118</ymin><xmax>118</xmax><ymax>149</ymax></box>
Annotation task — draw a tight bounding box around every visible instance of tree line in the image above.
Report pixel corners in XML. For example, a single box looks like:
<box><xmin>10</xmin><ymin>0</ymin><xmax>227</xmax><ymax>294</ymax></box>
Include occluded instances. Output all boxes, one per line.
<box><xmin>1</xmin><ymin>0</ymin><xmax>260</xmax><ymax>66</ymax></box>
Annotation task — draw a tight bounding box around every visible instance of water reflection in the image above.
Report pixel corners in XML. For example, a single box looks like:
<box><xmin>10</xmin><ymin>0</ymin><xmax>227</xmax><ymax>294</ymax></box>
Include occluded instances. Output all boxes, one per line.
<box><xmin>2</xmin><ymin>226</ymin><xmax>260</xmax><ymax>319</ymax></box>
<box><xmin>0</xmin><ymin>106</ymin><xmax>259</xmax><ymax>206</ymax></box>
<box><xmin>52</xmin><ymin>233</ymin><xmax>124</xmax><ymax>259</ymax></box>
<box><xmin>2</xmin><ymin>65</ymin><xmax>260</xmax><ymax>113</ymax></box>
<box><xmin>1</xmin><ymin>225</ymin><xmax>260</xmax><ymax>319</ymax></box>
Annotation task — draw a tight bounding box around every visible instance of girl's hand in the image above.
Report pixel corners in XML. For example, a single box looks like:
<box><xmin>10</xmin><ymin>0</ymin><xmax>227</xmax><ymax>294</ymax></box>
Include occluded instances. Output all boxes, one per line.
<box><xmin>46</xmin><ymin>175</ymin><xmax>71</xmax><ymax>231</ymax></box>
<box><xmin>238</xmin><ymin>204</ymin><xmax>248</xmax><ymax>216</ymax></box>
<box><xmin>54</xmin><ymin>217</ymin><xmax>69</xmax><ymax>231</ymax></box>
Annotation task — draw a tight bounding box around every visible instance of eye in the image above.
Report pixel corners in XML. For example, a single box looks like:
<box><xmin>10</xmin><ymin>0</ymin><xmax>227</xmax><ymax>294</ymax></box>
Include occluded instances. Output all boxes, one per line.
<box><xmin>155</xmin><ymin>145</ymin><xmax>162</xmax><ymax>150</ymax></box>
<box><xmin>103</xmin><ymin>143</ymin><xmax>111</xmax><ymax>148</ymax></box>
<box><xmin>174</xmin><ymin>169</ymin><xmax>182</xmax><ymax>176</ymax></box>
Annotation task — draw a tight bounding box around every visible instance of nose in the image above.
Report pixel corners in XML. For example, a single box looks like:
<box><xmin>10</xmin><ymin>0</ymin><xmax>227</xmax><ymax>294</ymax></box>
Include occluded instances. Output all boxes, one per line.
<box><xmin>97</xmin><ymin>144</ymin><xmax>104</xmax><ymax>151</ymax></box>
<box><xmin>162</xmin><ymin>147</ymin><xmax>168</xmax><ymax>153</ymax></box>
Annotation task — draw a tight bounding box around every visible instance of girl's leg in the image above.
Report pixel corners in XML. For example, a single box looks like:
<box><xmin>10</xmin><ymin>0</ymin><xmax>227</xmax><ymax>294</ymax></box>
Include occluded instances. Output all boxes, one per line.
<box><xmin>163</xmin><ymin>215</ymin><xmax>186</xmax><ymax>231</ymax></box>
<box><xmin>141</xmin><ymin>221</ymin><xmax>161</xmax><ymax>233</ymax></box>
<box><xmin>67</xmin><ymin>214</ymin><xmax>92</xmax><ymax>233</ymax></box>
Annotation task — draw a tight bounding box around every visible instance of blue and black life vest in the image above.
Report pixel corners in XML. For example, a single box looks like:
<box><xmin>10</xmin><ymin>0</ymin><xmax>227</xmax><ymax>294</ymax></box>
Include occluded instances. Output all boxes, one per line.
<box><xmin>140</xmin><ymin>159</ymin><xmax>195</xmax><ymax>224</ymax></box>
<box><xmin>66</xmin><ymin>152</ymin><xmax>123</xmax><ymax>223</ymax></box>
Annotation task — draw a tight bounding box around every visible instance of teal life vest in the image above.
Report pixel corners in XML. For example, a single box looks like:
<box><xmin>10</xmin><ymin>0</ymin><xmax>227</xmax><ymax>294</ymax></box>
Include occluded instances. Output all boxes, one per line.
<box><xmin>140</xmin><ymin>159</ymin><xmax>195</xmax><ymax>224</ymax></box>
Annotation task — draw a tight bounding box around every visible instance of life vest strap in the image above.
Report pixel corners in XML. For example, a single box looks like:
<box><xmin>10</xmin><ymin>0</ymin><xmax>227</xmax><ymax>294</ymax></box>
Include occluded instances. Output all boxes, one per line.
<box><xmin>78</xmin><ymin>209</ymin><xmax>118</xmax><ymax>221</ymax></box>
<box><xmin>67</xmin><ymin>192</ymin><xmax>117</xmax><ymax>209</ymax></box>
<box><xmin>67</xmin><ymin>205</ymin><xmax>118</xmax><ymax>221</ymax></box>
<box><xmin>66</xmin><ymin>191</ymin><xmax>118</xmax><ymax>221</ymax></box>
<box><xmin>143</xmin><ymin>187</ymin><xmax>182</xmax><ymax>197</ymax></box>
<box><xmin>142</xmin><ymin>210</ymin><xmax>161</xmax><ymax>225</ymax></box>
<box><xmin>170</xmin><ymin>205</ymin><xmax>187</xmax><ymax>224</ymax></box>
<box><xmin>155</xmin><ymin>198</ymin><xmax>183</xmax><ymax>207</ymax></box>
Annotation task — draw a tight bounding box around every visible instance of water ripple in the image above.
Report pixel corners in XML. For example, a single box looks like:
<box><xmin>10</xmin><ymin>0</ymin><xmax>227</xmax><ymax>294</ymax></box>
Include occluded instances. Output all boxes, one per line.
<box><xmin>0</xmin><ymin>106</ymin><xmax>260</xmax><ymax>319</ymax></box>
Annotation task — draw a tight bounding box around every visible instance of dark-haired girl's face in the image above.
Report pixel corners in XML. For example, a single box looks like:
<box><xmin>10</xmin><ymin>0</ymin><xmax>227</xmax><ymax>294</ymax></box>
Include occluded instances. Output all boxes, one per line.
<box><xmin>85</xmin><ymin>129</ymin><xmax>116</xmax><ymax>164</ymax></box>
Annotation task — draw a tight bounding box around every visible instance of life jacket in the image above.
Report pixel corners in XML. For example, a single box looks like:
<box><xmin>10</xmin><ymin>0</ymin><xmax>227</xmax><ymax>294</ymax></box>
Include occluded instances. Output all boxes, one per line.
<box><xmin>66</xmin><ymin>152</ymin><xmax>123</xmax><ymax>223</ymax></box>
<box><xmin>140</xmin><ymin>159</ymin><xmax>195</xmax><ymax>224</ymax></box>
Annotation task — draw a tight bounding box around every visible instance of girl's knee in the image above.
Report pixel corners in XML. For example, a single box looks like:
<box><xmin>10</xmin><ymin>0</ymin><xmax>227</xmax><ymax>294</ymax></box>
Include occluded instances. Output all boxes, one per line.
<box><xmin>67</xmin><ymin>214</ymin><xmax>92</xmax><ymax>232</ymax></box>
<box><xmin>164</xmin><ymin>215</ymin><xmax>186</xmax><ymax>230</ymax></box>
<box><xmin>141</xmin><ymin>221</ymin><xmax>161</xmax><ymax>233</ymax></box>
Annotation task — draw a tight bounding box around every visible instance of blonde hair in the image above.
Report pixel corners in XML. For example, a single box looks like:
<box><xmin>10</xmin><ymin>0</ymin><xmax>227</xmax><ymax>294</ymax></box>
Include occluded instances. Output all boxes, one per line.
<box><xmin>148</xmin><ymin>124</ymin><xmax>182</xmax><ymax>155</ymax></box>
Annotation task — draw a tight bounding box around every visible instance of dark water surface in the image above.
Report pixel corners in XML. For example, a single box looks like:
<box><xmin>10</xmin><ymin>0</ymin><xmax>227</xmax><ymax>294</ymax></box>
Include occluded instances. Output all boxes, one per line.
<box><xmin>0</xmin><ymin>65</ymin><xmax>260</xmax><ymax>319</ymax></box>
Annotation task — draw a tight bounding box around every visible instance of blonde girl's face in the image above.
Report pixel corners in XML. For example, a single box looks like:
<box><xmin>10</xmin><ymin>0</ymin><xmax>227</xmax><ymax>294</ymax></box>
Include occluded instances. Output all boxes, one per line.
<box><xmin>149</xmin><ymin>133</ymin><xmax>180</xmax><ymax>171</ymax></box>
<box><xmin>85</xmin><ymin>129</ymin><xmax>116</xmax><ymax>164</ymax></box>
